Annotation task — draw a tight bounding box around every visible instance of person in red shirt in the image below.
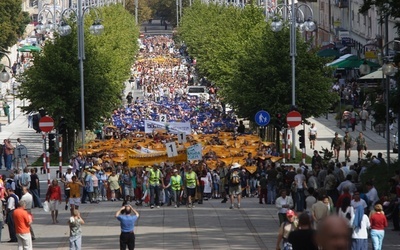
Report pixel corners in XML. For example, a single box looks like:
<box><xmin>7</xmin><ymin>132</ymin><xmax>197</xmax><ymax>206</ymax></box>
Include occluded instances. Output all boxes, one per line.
<box><xmin>369</xmin><ymin>204</ymin><xmax>388</xmax><ymax>250</ymax></box>
<box><xmin>12</xmin><ymin>200</ymin><xmax>33</xmax><ymax>249</ymax></box>
<box><xmin>335</xmin><ymin>186</ymin><xmax>352</xmax><ymax>213</ymax></box>
<box><xmin>46</xmin><ymin>179</ymin><xmax>62</xmax><ymax>224</ymax></box>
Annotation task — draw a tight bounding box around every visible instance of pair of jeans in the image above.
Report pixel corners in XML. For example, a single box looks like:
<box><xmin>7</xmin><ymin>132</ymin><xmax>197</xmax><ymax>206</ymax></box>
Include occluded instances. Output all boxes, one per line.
<box><xmin>296</xmin><ymin>188</ymin><xmax>305</xmax><ymax>212</ymax></box>
<box><xmin>164</xmin><ymin>186</ymin><xmax>172</xmax><ymax>205</ymax></box>
<box><xmin>30</xmin><ymin>189</ymin><xmax>43</xmax><ymax>208</ymax></box>
<box><xmin>171</xmin><ymin>189</ymin><xmax>180</xmax><ymax>205</ymax></box>
<box><xmin>4</xmin><ymin>154</ymin><xmax>12</xmax><ymax>170</ymax></box>
<box><xmin>150</xmin><ymin>185</ymin><xmax>160</xmax><ymax>206</ymax></box>
<box><xmin>370</xmin><ymin>229</ymin><xmax>385</xmax><ymax>250</ymax></box>
<box><xmin>120</xmin><ymin>232</ymin><xmax>135</xmax><ymax>250</ymax></box>
<box><xmin>70</xmin><ymin>234</ymin><xmax>82</xmax><ymax>250</ymax></box>
<box><xmin>267</xmin><ymin>181</ymin><xmax>276</xmax><ymax>204</ymax></box>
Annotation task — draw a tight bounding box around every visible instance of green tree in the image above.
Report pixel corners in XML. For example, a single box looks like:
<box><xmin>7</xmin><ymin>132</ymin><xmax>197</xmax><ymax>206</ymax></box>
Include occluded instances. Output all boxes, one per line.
<box><xmin>17</xmin><ymin>4</ymin><xmax>138</xmax><ymax>155</ymax></box>
<box><xmin>126</xmin><ymin>0</ymin><xmax>153</xmax><ymax>24</ymax></box>
<box><xmin>0</xmin><ymin>0</ymin><xmax>30</xmax><ymax>50</ymax></box>
<box><xmin>178</xmin><ymin>3</ymin><xmax>336</xmax><ymax>121</ymax></box>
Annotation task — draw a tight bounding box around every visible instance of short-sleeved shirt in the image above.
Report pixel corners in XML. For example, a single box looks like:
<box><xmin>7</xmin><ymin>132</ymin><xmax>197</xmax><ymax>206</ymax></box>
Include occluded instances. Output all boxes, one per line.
<box><xmin>69</xmin><ymin>217</ymin><xmax>83</xmax><ymax>237</ymax></box>
<box><xmin>68</xmin><ymin>182</ymin><xmax>81</xmax><ymax>198</ymax></box>
<box><xmin>117</xmin><ymin>215</ymin><xmax>138</xmax><ymax>233</ymax></box>
<box><xmin>13</xmin><ymin>208</ymin><xmax>32</xmax><ymax>234</ymax></box>
<box><xmin>309</xmin><ymin>127</ymin><xmax>317</xmax><ymax>136</ymax></box>
<box><xmin>279</xmin><ymin>221</ymin><xmax>297</xmax><ymax>239</ymax></box>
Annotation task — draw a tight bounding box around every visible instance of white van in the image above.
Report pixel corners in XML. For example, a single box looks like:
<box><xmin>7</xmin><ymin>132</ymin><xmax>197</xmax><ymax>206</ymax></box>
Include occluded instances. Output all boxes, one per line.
<box><xmin>187</xmin><ymin>86</ymin><xmax>209</xmax><ymax>100</ymax></box>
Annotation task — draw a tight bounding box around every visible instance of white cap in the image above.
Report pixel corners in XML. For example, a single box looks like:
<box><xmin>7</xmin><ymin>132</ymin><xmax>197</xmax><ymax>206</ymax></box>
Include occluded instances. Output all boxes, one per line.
<box><xmin>231</xmin><ymin>162</ymin><xmax>241</xmax><ymax>169</ymax></box>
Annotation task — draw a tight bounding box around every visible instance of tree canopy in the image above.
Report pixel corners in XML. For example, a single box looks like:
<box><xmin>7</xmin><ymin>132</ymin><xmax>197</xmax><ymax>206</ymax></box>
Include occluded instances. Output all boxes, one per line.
<box><xmin>125</xmin><ymin>0</ymin><xmax>153</xmax><ymax>24</ymax></box>
<box><xmin>0</xmin><ymin>0</ymin><xmax>30</xmax><ymax>50</ymax></box>
<box><xmin>18</xmin><ymin>4</ymin><xmax>138</xmax><ymax>134</ymax></box>
<box><xmin>178</xmin><ymin>3</ymin><xmax>336</xmax><ymax>121</ymax></box>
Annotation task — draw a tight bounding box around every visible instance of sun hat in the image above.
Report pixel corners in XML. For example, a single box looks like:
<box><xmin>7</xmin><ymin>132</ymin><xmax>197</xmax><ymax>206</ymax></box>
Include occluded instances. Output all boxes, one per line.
<box><xmin>231</xmin><ymin>162</ymin><xmax>241</xmax><ymax>169</ymax></box>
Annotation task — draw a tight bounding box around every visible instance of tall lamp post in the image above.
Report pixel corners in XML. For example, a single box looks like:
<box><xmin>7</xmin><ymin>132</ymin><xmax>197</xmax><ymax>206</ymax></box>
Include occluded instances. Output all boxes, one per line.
<box><xmin>59</xmin><ymin>0</ymin><xmax>104</xmax><ymax>147</ymax></box>
<box><xmin>0</xmin><ymin>53</ymin><xmax>12</xmax><ymax>122</ymax></box>
<box><xmin>271</xmin><ymin>0</ymin><xmax>316</xmax><ymax>159</ymax></box>
<box><xmin>381</xmin><ymin>40</ymin><xmax>400</xmax><ymax>164</ymax></box>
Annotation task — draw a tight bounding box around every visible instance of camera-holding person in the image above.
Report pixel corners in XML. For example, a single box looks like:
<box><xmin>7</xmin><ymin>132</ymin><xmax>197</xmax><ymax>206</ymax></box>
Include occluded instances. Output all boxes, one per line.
<box><xmin>115</xmin><ymin>204</ymin><xmax>139</xmax><ymax>250</ymax></box>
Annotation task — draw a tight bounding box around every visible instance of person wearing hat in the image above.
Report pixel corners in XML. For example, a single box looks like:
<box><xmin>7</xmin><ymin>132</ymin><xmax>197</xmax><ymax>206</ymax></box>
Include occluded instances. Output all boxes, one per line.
<box><xmin>331</xmin><ymin>132</ymin><xmax>343</xmax><ymax>162</ymax></box>
<box><xmin>276</xmin><ymin>209</ymin><xmax>298</xmax><ymax>250</ymax></box>
<box><xmin>165</xmin><ymin>169</ymin><xmax>183</xmax><ymax>208</ymax></box>
<box><xmin>343</xmin><ymin>131</ymin><xmax>353</xmax><ymax>162</ymax></box>
<box><xmin>61</xmin><ymin>166</ymin><xmax>76</xmax><ymax>211</ymax></box>
<box><xmin>228</xmin><ymin>163</ymin><xmax>242</xmax><ymax>209</ymax></box>
<box><xmin>184</xmin><ymin>166</ymin><xmax>198</xmax><ymax>208</ymax></box>
<box><xmin>149</xmin><ymin>164</ymin><xmax>164</xmax><ymax>209</ymax></box>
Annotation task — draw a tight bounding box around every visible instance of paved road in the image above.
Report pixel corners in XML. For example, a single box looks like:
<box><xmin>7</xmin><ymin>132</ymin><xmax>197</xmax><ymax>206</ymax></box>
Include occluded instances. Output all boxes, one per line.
<box><xmin>1</xmin><ymin>194</ymin><xmax>400</xmax><ymax>249</ymax></box>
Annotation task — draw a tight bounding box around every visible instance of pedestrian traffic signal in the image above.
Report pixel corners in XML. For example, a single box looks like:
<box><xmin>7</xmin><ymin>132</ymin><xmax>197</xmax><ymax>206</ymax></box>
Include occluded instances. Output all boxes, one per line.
<box><xmin>58</xmin><ymin>117</ymin><xmax>67</xmax><ymax>135</ymax></box>
<box><xmin>275</xmin><ymin>113</ymin><xmax>282</xmax><ymax>130</ymax></box>
<box><xmin>298</xmin><ymin>129</ymin><xmax>305</xmax><ymax>149</ymax></box>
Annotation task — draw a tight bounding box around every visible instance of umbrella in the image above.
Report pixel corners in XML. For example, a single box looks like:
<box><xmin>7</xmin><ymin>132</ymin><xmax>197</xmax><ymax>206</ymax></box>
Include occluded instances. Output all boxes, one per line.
<box><xmin>317</xmin><ymin>49</ymin><xmax>341</xmax><ymax>58</ymax></box>
<box><xmin>329</xmin><ymin>57</ymin><xmax>380</xmax><ymax>69</ymax></box>
<box><xmin>17</xmin><ymin>45</ymin><xmax>41</xmax><ymax>52</ymax></box>
<box><xmin>358</xmin><ymin>68</ymin><xmax>385</xmax><ymax>80</ymax></box>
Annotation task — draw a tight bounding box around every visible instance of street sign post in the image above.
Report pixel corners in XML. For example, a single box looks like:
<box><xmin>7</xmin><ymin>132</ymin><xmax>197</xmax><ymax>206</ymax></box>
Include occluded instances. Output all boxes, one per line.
<box><xmin>255</xmin><ymin>110</ymin><xmax>270</xmax><ymax>126</ymax></box>
<box><xmin>39</xmin><ymin>116</ymin><xmax>55</xmax><ymax>133</ymax></box>
<box><xmin>286</xmin><ymin>111</ymin><xmax>302</xmax><ymax>127</ymax></box>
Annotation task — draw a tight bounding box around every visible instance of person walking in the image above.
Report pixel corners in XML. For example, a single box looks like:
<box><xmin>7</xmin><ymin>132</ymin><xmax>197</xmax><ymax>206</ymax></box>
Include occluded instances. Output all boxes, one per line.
<box><xmin>351</xmin><ymin>205</ymin><xmax>370</xmax><ymax>250</ymax></box>
<box><xmin>29</xmin><ymin>168</ymin><xmax>43</xmax><ymax>208</ymax></box>
<box><xmin>116</xmin><ymin>204</ymin><xmax>139</xmax><ymax>250</ymax></box>
<box><xmin>6</xmin><ymin>188</ymin><xmax>19</xmax><ymax>242</ymax></box>
<box><xmin>149</xmin><ymin>164</ymin><xmax>164</xmax><ymax>209</ymax></box>
<box><xmin>276</xmin><ymin>210</ymin><xmax>298</xmax><ymax>250</ymax></box>
<box><xmin>294</xmin><ymin>168</ymin><xmax>307</xmax><ymax>212</ymax></box>
<box><xmin>13</xmin><ymin>200</ymin><xmax>33</xmax><ymax>250</ymax></box>
<box><xmin>67</xmin><ymin>175</ymin><xmax>84</xmax><ymax>215</ymax></box>
<box><xmin>3</xmin><ymin>139</ymin><xmax>14</xmax><ymax>170</ymax></box>
<box><xmin>69</xmin><ymin>209</ymin><xmax>85</xmax><ymax>250</ymax></box>
<box><xmin>228</xmin><ymin>163</ymin><xmax>242</xmax><ymax>209</ymax></box>
<box><xmin>369</xmin><ymin>204</ymin><xmax>387</xmax><ymax>250</ymax></box>
<box><xmin>258</xmin><ymin>173</ymin><xmax>267</xmax><ymax>204</ymax></box>
<box><xmin>355</xmin><ymin>132</ymin><xmax>367</xmax><ymax>162</ymax></box>
<box><xmin>108</xmin><ymin>170</ymin><xmax>121</xmax><ymax>202</ymax></box>
<box><xmin>276</xmin><ymin>189</ymin><xmax>294</xmax><ymax>225</ymax></box>
<box><xmin>20</xmin><ymin>186</ymin><xmax>35</xmax><ymax>240</ymax></box>
<box><xmin>308</xmin><ymin>123</ymin><xmax>317</xmax><ymax>150</ymax></box>
<box><xmin>46</xmin><ymin>179</ymin><xmax>62</xmax><ymax>224</ymax></box>
<box><xmin>62</xmin><ymin>166</ymin><xmax>76</xmax><ymax>210</ymax></box>
<box><xmin>359</xmin><ymin>107</ymin><xmax>369</xmax><ymax>131</ymax></box>
<box><xmin>165</xmin><ymin>169</ymin><xmax>183</xmax><ymax>208</ymax></box>
<box><xmin>343</xmin><ymin>131</ymin><xmax>353</xmax><ymax>162</ymax></box>
<box><xmin>184</xmin><ymin>166</ymin><xmax>198</xmax><ymax>208</ymax></box>
<box><xmin>331</xmin><ymin>132</ymin><xmax>343</xmax><ymax>162</ymax></box>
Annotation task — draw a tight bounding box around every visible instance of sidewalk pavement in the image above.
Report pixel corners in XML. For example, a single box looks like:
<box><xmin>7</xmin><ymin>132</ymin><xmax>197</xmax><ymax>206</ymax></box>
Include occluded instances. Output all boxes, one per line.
<box><xmin>1</xmin><ymin>194</ymin><xmax>399</xmax><ymax>249</ymax></box>
<box><xmin>298</xmin><ymin>113</ymin><xmax>399</xmax><ymax>163</ymax></box>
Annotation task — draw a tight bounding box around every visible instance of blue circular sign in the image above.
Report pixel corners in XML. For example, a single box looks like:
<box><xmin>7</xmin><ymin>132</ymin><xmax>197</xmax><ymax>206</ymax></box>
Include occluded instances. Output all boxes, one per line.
<box><xmin>255</xmin><ymin>110</ymin><xmax>270</xmax><ymax>126</ymax></box>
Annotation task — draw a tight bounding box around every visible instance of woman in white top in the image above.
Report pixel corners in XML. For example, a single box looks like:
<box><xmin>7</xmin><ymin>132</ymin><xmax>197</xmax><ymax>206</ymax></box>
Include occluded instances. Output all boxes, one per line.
<box><xmin>351</xmin><ymin>205</ymin><xmax>370</xmax><ymax>249</ymax></box>
<box><xmin>338</xmin><ymin>197</ymin><xmax>354</xmax><ymax>227</ymax></box>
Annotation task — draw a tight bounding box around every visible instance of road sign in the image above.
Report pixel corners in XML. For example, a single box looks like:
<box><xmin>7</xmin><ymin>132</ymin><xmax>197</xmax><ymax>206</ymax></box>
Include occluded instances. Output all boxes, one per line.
<box><xmin>39</xmin><ymin>116</ymin><xmax>54</xmax><ymax>133</ymax></box>
<box><xmin>255</xmin><ymin>110</ymin><xmax>270</xmax><ymax>126</ymax></box>
<box><xmin>14</xmin><ymin>145</ymin><xmax>28</xmax><ymax>158</ymax></box>
<box><xmin>286</xmin><ymin>111</ymin><xmax>302</xmax><ymax>127</ymax></box>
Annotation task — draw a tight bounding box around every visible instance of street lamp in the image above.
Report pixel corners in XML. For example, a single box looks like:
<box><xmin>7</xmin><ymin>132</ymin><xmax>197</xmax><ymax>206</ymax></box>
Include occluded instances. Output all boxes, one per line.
<box><xmin>271</xmin><ymin>1</ymin><xmax>316</xmax><ymax>159</ymax></box>
<box><xmin>59</xmin><ymin>0</ymin><xmax>104</xmax><ymax>147</ymax></box>
<box><xmin>0</xmin><ymin>53</ymin><xmax>12</xmax><ymax>83</ymax></box>
<box><xmin>381</xmin><ymin>39</ymin><xmax>400</xmax><ymax>165</ymax></box>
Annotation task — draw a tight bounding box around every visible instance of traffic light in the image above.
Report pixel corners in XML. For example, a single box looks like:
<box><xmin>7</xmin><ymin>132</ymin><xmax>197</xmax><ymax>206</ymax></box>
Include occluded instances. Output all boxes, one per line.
<box><xmin>275</xmin><ymin>113</ymin><xmax>282</xmax><ymax>130</ymax></box>
<box><xmin>58</xmin><ymin>117</ymin><xmax>67</xmax><ymax>135</ymax></box>
<box><xmin>298</xmin><ymin>129</ymin><xmax>305</xmax><ymax>149</ymax></box>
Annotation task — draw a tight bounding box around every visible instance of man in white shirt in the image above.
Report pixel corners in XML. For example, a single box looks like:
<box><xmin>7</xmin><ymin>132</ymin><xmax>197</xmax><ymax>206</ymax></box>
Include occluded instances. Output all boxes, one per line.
<box><xmin>351</xmin><ymin>191</ymin><xmax>368</xmax><ymax>212</ymax></box>
<box><xmin>275</xmin><ymin>190</ymin><xmax>294</xmax><ymax>225</ymax></box>
<box><xmin>20</xmin><ymin>186</ymin><xmax>35</xmax><ymax>240</ymax></box>
<box><xmin>365</xmin><ymin>181</ymin><xmax>379</xmax><ymax>211</ymax></box>
<box><xmin>61</xmin><ymin>166</ymin><xmax>76</xmax><ymax>210</ymax></box>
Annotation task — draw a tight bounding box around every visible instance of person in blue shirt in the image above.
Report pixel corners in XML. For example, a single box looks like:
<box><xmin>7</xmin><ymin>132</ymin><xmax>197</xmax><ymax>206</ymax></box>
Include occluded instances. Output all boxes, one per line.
<box><xmin>115</xmin><ymin>204</ymin><xmax>139</xmax><ymax>250</ymax></box>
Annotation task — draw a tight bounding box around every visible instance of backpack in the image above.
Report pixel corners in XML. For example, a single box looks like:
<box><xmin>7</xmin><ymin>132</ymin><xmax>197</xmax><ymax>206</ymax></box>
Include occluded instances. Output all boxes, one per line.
<box><xmin>230</xmin><ymin>170</ymin><xmax>240</xmax><ymax>185</ymax></box>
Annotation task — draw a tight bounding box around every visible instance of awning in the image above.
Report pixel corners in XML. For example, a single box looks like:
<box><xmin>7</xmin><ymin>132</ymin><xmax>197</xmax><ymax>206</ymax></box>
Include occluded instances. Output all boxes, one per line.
<box><xmin>317</xmin><ymin>49</ymin><xmax>341</xmax><ymax>58</ymax></box>
<box><xmin>326</xmin><ymin>54</ymin><xmax>356</xmax><ymax>66</ymax></box>
<box><xmin>358</xmin><ymin>68</ymin><xmax>385</xmax><ymax>80</ymax></box>
<box><xmin>17</xmin><ymin>45</ymin><xmax>41</xmax><ymax>52</ymax></box>
<box><xmin>329</xmin><ymin>57</ymin><xmax>380</xmax><ymax>69</ymax></box>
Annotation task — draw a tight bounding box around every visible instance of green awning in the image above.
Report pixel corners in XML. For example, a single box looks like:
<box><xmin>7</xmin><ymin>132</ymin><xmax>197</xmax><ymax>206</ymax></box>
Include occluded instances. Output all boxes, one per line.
<box><xmin>317</xmin><ymin>49</ymin><xmax>341</xmax><ymax>58</ymax></box>
<box><xmin>329</xmin><ymin>57</ymin><xmax>380</xmax><ymax>69</ymax></box>
<box><xmin>17</xmin><ymin>45</ymin><xmax>41</xmax><ymax>52</ymax></box>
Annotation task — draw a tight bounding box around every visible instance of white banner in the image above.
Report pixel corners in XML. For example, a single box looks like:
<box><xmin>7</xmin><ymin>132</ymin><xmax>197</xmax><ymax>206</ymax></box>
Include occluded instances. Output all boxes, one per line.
<box><xmin>186</xmin><ymin>143</ymin><xmax>203</xmax><ymax>161</ymax></box>
<box><xmin>144</xmin><ymin>120</ymin><xmax>191</xmax><ymax>134</ymax></box>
